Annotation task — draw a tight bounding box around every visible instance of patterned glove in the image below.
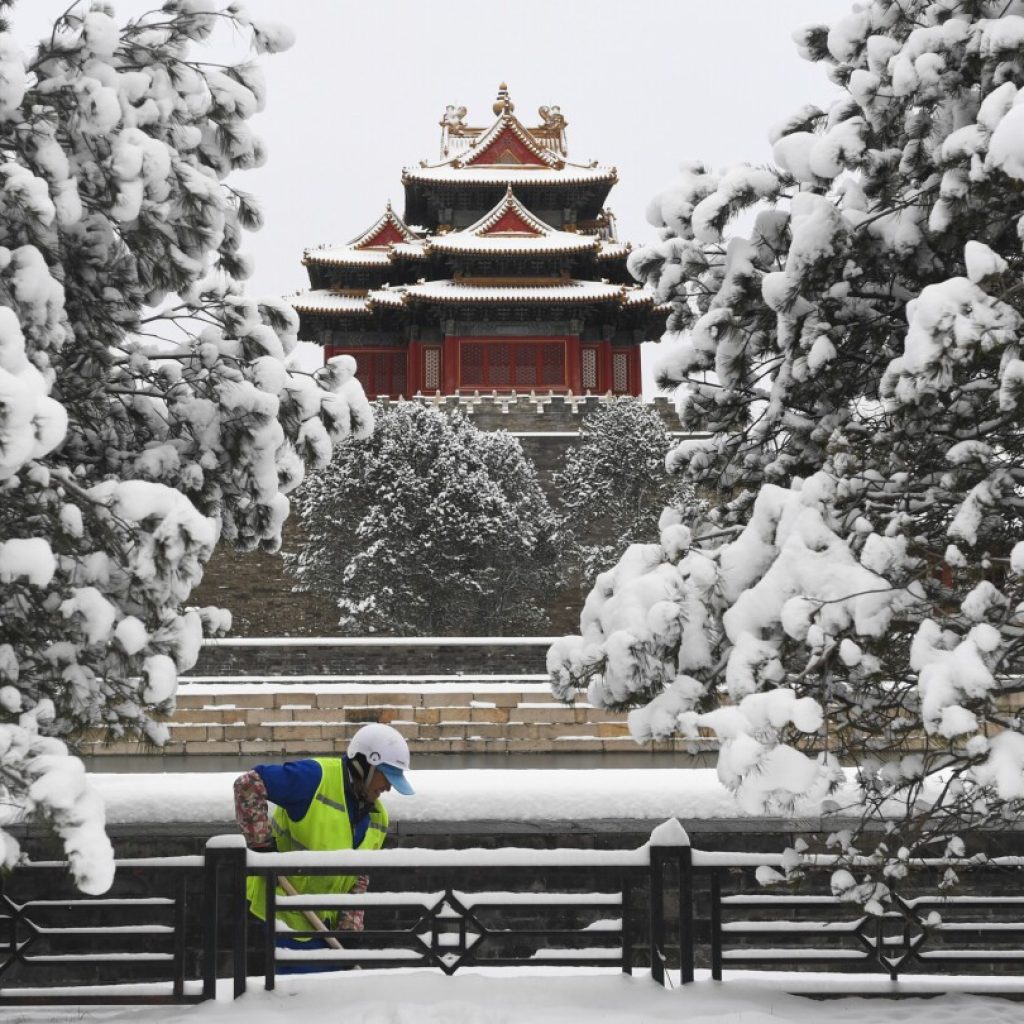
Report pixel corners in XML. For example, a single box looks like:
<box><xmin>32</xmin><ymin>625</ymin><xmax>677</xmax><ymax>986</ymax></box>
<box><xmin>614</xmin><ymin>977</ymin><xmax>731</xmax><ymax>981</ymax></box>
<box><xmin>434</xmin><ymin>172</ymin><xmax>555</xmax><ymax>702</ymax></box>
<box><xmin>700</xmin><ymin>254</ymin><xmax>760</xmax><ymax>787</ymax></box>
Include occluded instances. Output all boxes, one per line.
<box><xmin>234</xmin><ymin>770</ymin><xmax>273</xmax><ymax>849</ymax></box>
<box><xmin>339</xmin><ymin>874</ymin><xmax>370</xmax><ymax>931</ymax></box>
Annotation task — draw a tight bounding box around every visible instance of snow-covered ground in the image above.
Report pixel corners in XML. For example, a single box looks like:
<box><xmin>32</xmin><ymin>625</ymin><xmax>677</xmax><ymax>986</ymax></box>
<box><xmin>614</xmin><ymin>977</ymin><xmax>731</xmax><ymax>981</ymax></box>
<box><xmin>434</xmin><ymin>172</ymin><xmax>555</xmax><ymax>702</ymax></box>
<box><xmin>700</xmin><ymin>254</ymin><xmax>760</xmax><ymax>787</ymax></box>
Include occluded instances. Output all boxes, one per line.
<box><xmin>15</xmin><ymin>971</ymin><xmax>1024</xmax><ymax>1024</ymax></box>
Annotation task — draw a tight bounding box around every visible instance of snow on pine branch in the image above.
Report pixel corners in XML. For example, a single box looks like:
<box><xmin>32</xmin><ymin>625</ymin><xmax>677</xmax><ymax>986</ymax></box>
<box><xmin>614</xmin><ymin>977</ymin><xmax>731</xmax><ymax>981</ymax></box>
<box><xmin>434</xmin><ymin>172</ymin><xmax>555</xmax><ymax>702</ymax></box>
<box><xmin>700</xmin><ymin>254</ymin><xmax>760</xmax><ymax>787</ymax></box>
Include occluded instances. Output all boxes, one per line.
<box><xmin>0</xmin><ymin>2</ymin><xmax>370</xmax><ymax>892</ymax></box>
<box><xmin>555</xmin><ymin>0</ymin><xmax>1024</xmax><ymax>904</ymax></box>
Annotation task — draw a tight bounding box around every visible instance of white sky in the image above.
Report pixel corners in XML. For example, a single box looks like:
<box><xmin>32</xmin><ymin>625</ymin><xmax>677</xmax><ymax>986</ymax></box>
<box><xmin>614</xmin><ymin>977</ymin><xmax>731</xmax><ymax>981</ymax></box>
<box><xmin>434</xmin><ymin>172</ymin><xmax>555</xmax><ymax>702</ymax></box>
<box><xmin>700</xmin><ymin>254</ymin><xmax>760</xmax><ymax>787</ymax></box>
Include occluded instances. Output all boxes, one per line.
<box><xmin>14</xmin><ymin>0</ymin><xmax>853</xmax><ymax>374</ymax></box>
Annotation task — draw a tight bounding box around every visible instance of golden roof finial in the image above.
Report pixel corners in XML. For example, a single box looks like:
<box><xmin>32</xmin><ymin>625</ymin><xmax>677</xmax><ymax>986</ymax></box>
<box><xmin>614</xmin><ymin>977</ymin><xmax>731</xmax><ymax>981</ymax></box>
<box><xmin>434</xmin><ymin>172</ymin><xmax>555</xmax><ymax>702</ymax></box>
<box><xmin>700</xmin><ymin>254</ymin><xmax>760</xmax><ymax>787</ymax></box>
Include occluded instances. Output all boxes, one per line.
<box><xmin>493</xmin><ymin>82</ymin><xmax>514</xmax><ymax>115</ymax></box>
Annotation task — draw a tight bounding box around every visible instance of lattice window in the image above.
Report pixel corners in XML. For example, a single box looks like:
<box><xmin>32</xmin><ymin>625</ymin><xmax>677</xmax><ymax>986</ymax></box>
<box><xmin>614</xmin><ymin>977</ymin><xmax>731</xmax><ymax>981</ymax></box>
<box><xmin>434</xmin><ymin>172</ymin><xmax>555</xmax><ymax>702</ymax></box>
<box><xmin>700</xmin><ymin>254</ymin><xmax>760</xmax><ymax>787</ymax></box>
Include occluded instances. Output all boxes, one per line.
<box><xmin>458</xmin><ymin>340</ymin><xmax>567</xmax><ymax>390</ymax></box>
<box><xmin>347</xmin><ymin>350</ymin><xmax>407</xmax><ymax>398</ymax></box>
<box><xmin>374</xmin><ymin>356</ymin><xmax>389</xmax><ymax>395</ymax></box>
<box><xmin>390</xmin><ymin>354</ymin><xmax>407</xmax><ymax>397</ymax></box>
<box><xmin>581</xmin><ymin>348</ymin><xmax>598</xmax><ymax>391</ymax></box>
<box><xmin>423</xmin><ymin>348</ymin><xmax>441</xmax><ymax>391</ymax></box>
<box><xmin>540</xmin><ymin>344</ymin><xmax>563</xmax><ymax>386</ymax></box>
<box><xmin>462</xmin><ymin>343</ymin><xmax>485</xmax><ymax>386</ymax></box>
<box><xmin>612</xmin><ymin>350</ymin><xmax>630</xmax><ymax>394</ymax></box>
<box><xmin>513</xmin><ymin>344</ymin><xmax>534</xmax><ymax>387</ymax></box>
<box><xmin>490</xmin><ymin>344</ymin><xmax>511</xmax><ymax>386</ymax></box>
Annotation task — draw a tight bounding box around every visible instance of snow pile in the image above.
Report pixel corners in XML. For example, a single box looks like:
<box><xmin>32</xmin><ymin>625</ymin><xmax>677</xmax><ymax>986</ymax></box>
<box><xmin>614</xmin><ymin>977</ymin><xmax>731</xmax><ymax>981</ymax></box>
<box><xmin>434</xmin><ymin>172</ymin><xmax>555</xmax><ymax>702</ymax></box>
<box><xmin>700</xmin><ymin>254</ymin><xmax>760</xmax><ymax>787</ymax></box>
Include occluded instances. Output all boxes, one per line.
<box><xmin>90</xmin><ymin>767</ymin><xmax>873</xmax><ymax>828</ymax></box>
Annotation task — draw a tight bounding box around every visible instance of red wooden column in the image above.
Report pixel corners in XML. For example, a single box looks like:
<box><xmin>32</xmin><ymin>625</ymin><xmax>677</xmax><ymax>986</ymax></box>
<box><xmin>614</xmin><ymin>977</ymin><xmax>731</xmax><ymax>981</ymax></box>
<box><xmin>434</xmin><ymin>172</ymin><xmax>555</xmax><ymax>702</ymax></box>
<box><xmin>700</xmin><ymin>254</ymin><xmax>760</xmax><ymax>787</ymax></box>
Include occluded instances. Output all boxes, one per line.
<box><xmin>442</xmin><ymin>338</ymin><xmax>459</xmax><ymax>393</ymax></box>
<box><xmin>628</xmin><ymin>346</ymin><xmax>642</xmax><ymax>396</ymax></box>
<box><xmin>407</xmin><ymin>340</ymin><xmax>422</xmax><ymax>395</ymax></box>
<box><xmin>565</xmin><ymin>334</ymin><xmax>582</xmax><ymax>393</ymax></box>
<box><xmin>600</xmin><ymin>341</ymin><xmax>613</xmax><ymax>394</ymax></box>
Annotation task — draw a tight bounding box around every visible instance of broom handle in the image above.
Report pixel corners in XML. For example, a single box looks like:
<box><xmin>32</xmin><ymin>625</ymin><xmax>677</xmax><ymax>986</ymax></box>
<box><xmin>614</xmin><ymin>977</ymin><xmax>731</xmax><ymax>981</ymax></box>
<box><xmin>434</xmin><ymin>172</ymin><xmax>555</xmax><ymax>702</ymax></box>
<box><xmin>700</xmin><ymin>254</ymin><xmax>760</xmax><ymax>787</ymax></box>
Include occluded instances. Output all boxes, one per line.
<box><xmin>277</xmin><ymin>874</ymin><xmax>345</xmax><ymax>951</ymax></box>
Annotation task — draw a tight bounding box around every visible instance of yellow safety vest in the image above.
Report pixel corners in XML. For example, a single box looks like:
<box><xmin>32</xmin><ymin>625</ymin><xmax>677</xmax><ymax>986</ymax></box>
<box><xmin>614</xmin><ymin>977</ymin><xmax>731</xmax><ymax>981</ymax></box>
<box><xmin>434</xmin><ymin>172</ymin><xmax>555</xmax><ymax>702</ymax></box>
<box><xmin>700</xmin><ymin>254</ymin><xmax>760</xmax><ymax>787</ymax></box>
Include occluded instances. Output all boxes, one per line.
<box><xmin>246</xmin><ymin>757</ymin><xmax>388</xmax><ymax>938</ymax></box>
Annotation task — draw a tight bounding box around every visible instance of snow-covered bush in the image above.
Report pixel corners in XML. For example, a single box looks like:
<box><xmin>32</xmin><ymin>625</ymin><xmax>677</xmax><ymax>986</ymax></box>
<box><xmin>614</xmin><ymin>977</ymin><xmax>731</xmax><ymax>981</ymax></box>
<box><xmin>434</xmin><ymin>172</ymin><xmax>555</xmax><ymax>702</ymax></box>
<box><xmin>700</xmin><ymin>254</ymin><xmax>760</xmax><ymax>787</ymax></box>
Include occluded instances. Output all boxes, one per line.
<box><xmin>287</xmin><ymin>402</ymin><xmax>559</xmax><ymax>636</ymax></box>
<box><xmin>553</xmin><ymin>397</ymin><xmax>696</xmax><ymax>589</ymax></box>
<box><xmin>550</xmin><ymin>0</ymin><xmax>1024</xmax><ymax>900</ymax></box>
<box><xmin>0</xmin><ymin>2</ymin><xmax>370</xmax><ymax>892</ymax></box>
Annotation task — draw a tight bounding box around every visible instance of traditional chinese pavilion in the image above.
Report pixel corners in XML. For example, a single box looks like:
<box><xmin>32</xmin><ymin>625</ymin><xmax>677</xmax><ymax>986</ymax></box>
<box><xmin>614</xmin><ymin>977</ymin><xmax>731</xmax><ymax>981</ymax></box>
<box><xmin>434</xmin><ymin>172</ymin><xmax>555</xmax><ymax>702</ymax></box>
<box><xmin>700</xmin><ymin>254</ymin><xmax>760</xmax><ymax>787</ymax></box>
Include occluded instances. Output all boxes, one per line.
<box><xmin>291</xmin><ymin>86</ymin><xmax>666</xmax><ymax>399</ymax></box>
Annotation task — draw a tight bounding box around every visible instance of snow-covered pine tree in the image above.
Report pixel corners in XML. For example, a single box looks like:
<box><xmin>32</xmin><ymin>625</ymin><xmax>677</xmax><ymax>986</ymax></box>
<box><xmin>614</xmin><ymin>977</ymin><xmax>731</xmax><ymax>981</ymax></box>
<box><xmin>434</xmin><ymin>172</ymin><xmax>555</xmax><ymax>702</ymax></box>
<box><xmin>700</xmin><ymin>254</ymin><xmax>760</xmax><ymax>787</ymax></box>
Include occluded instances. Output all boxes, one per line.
<box><xmin>550</xmin><ymin>1</ymin><xmax>1024</xmax><ymax>903</ymax></box>
<box><xmin>0</xmin><ymin>2</ymin><xmax>371</xmax><ymax>892</ymax></box>
<box><xmin>287</xmin><ymin>402</ymin><xmax>559</xmax><ymax>637</ymax></box>
<box><xmin>553</xmin><ymin>397</ymin><xmax>695</xmax><ymax>590</ymax></box>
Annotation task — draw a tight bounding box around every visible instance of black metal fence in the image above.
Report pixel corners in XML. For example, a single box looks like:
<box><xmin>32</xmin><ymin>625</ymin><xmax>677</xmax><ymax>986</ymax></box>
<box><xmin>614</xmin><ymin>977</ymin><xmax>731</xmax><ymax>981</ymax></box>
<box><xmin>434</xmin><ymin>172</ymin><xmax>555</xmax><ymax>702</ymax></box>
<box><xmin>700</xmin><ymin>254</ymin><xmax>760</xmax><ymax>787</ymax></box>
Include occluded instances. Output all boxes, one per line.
<box><xmin>3</xmin><ymin>826</ymin><xmax>1024</xmax><ymax>1005</ymax></box>
<box><xmin>702</xmin><ymin>852</ymin><xmax>1024</xmax><ymax>980</ymax></box>
<box><xmin>0</xmin><ymin>854</ymin><xmax>208</xmax><ymax>1005</ymax></box>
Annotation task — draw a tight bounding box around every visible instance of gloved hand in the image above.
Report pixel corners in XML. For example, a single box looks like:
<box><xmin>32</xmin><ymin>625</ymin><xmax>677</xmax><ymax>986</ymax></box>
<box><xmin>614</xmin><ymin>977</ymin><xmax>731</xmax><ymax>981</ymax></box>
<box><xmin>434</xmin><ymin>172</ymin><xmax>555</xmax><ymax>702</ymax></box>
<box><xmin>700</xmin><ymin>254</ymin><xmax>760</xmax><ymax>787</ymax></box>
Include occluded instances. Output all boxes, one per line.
<box><xmin>339</xmin><ymin>909</ymin><xmax>365</xmax><ymax>932</ymax></box>
<box><xmin>234</xmin><ymin>771</ymin><xmax>274</xmax><ymax>848</ymax></box>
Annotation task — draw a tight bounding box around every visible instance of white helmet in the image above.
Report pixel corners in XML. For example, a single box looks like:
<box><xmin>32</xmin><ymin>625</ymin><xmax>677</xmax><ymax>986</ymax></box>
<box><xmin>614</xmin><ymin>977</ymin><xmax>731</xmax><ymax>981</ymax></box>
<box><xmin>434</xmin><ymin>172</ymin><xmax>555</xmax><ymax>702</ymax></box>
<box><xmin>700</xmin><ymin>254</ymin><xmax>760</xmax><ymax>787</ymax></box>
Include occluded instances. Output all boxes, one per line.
<box><xmin>347</xmin><ymin>723</ymin><xmax>414</xmax><ymax>794</ymax></box>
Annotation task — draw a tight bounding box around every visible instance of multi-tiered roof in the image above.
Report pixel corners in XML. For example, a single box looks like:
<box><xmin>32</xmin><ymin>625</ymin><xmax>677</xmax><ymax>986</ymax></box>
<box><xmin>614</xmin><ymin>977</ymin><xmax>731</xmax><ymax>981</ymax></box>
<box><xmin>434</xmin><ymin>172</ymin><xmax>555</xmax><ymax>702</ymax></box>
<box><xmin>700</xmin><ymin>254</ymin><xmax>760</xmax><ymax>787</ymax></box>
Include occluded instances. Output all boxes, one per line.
<box><xmin>291</xmin><ymin>86</ymin><xmax>665</xmax><ymax>398</ymax></box>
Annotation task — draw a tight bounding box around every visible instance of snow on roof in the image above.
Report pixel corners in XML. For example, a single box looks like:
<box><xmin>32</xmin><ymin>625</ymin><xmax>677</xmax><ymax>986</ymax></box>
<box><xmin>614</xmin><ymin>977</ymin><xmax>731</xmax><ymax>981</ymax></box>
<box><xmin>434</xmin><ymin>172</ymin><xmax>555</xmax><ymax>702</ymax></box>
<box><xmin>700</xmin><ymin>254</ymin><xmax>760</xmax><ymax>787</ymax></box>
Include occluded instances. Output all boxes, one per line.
<box><xmin>429</xmin><ymin>187</ymin><xmax>598</xmax><ymax>257</ymax></box>
<box><xmin>621</xmin><ymin>287</ymin><xmax>658</xmax><ymax>307</ymax></box>
<box><xmin>392</xmin><ymin>241</ymin><xmax>428</xmax><ymax>260</ymax></box>
<box><xmin>456</xmin><ymin>112</ymin><xmax>562</xmax><ymax>168</ymax></box>
<box><xmin>596</xmin><ymin>240</ymin><xmax>632</xmax><ymax>260</ymax></box>
<box><xmin>346</xmin><ymin>201</ymin><xmax>420</xmax><ymax>249</ymax></box>
<box><xmin>366</xmin><ymin>287</ymin><xmax>407</xmax><ymax>308</ymax></box>
<box><xmin>288</xmin><ymin>290</ymin><xmax>372</xmax><ymax>315</ymax></box>
<box><xmin>303</xmin><ymin>246</ymin><xmax>393</xmax><ymax>268</ymax></box>
<box><xmin>302</xmin><ymin>205</ymin><xmax>425</xmax><ymax>269</ymax></box>
<box><xmin>291</xmin><ymin>281</ymin><xmax>653</xmax><ymax>316</ymax></box>
<box><xmin>414</xmin><ymin>92</ymin><xmax>614</xmax><ymax>187</ymax></box>
<box><xmin>405</xmin><ymin>279</ymin><xmax>626</xmax><ymax>304</ymax></box>
<box><xmin>403</xmin><ymin>164</ymin><xmax>616</xmax><ymax>187</ymax></box>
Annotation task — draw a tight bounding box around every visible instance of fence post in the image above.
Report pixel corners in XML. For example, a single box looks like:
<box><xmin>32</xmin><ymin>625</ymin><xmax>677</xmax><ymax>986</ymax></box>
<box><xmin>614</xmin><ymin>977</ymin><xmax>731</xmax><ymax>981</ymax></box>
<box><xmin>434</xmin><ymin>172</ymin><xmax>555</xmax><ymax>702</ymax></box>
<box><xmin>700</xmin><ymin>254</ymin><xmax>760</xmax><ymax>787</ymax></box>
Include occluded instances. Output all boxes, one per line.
<box><xmin>649</xmin><ymin>818</ymin><xmax>692</xmax><ymax>987</ymax></box>
<box><xmin>621</xmin><ymin>873</ymin><xmax>633</xmax><ymax>977</ymax></box>
<box><xmin>649</xmin><ymin>845</ymin><xmax>665</xmax><ymax>985</ymax></box>
<box><xmin>202</xmin><ymin>842</ymin><xmax>219</xmax><ymax>1000</ymax></box>
<box><xmin>205</xmin><ymin>835</ymin><xmax>249</xmax><ymax>1000</ymax></box>
<box><xmin>678</xmin><ymin>841</ymin><xmax>694</xmax><ymax>983</ymax></box>
<box><xmin>710</xmin><ymin>870</ymin><xmax>722</xmax><ymax>981</ymax></box>
<box><xmin>172</xmin><ymin>873</ymin><xmax>187</xmax><ymax>999</ymax></box>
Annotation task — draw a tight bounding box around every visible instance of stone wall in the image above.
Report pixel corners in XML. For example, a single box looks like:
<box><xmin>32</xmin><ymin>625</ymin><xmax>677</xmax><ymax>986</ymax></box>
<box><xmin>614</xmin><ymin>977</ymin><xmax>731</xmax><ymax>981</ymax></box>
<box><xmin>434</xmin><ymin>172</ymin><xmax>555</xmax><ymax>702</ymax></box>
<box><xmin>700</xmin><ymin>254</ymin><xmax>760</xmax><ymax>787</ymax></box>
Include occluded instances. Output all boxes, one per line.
<box><xmin>188</xmin><ymin>638</ymin><xmax>554</xmax><ymax>676</ymax></box>
<box><xmin>403</xmin><ymin>392</ymin><xmax>682</xmax><ymax>434</ymax></box>
<box><xmin>189</xmin><ymin>520</ymin><xmax>337</xmax><ymax>637</ymax></box>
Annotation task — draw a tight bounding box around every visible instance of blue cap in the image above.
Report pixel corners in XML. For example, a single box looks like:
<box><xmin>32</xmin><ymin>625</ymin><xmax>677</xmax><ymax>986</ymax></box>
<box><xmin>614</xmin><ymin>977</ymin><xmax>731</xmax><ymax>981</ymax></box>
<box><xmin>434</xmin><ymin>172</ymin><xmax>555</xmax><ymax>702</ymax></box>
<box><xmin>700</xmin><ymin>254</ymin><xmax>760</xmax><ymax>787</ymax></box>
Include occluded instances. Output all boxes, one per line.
<box><xmin>377</xmin><ymin>762</ymin><xmax>414</xmax><ymax>795</ymax></box>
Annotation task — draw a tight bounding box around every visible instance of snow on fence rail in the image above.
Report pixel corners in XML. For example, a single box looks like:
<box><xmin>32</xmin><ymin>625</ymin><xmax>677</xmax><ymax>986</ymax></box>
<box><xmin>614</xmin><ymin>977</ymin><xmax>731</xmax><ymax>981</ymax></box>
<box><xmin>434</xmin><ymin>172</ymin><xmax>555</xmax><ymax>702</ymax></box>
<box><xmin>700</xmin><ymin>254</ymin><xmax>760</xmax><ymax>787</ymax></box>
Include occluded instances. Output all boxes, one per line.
<box><xmin>4</xmin><ymin>823</ymin><xmax>1024</xmax><ymax>1006</ymax></box>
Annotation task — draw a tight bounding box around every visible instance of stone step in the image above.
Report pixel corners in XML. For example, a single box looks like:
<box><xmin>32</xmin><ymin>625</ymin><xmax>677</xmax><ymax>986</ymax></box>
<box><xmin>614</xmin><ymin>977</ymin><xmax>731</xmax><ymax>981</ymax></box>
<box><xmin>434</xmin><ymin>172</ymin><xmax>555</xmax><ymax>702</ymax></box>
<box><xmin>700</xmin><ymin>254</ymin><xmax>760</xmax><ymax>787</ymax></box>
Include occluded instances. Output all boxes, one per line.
<box><xmin>78</xmin><ymin>681</ymin><xmax>722</xmax><ymax>759</ymax></box>
<box><xmin>74</xmin><ymin>734</ymin><xmax>718</xmax><ymax>758</ymax></box>
<box><xmin>173</xmin><ymin>689</ymin><xmax>561</xmax><ymax>711</ymax></box>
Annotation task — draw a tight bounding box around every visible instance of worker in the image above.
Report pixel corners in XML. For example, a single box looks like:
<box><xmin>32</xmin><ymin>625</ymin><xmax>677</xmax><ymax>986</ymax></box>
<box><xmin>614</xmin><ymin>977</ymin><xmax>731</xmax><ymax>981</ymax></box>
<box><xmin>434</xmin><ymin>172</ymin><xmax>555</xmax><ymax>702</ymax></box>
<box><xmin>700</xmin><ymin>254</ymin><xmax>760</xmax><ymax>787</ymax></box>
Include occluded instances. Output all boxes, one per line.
<box><xmin>233</xmin><ymin>722</ymin><xmax>414</xmax><ymax>968</ymax></box>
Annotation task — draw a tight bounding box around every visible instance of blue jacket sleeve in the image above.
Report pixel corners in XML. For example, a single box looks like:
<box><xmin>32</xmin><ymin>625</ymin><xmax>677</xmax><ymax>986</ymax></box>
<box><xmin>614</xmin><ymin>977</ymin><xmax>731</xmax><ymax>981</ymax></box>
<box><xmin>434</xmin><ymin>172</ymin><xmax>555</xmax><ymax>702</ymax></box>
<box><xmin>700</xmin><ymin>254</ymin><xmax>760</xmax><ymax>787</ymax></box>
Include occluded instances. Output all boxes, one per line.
<box><xmin>254</xmin><ymin>760</ymin><xmax>323</xmax><ymax>822</ymax></box>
